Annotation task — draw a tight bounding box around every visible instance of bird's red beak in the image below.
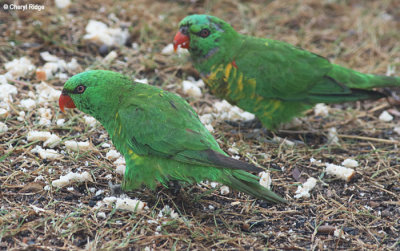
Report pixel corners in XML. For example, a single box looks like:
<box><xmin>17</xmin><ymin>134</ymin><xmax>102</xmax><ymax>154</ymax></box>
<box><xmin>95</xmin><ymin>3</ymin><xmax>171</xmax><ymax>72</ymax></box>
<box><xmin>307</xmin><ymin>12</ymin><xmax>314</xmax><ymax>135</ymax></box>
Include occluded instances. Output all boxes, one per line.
<box><xmin>173</xmin><ymin>31</ymin><xmax>190</xmax><ymax>52</ymax></box>
<box><xmin>59</xmin><ymin>93</ymin><xmax>76</xmax><ymax>113</ymax></box>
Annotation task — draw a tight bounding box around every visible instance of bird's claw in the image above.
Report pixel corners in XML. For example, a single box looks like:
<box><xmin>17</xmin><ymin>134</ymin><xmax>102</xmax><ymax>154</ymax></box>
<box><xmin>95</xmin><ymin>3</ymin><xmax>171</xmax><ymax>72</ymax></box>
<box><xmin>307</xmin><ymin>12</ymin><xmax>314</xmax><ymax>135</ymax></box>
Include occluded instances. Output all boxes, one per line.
<box><xmin>225</xmin><ymin>118</ymin><xmax>263</xmax><ymax>129</ymax></box>
<box><xmin>108</xmin><ymin>181</ymin><xmax>123</xmax><ymax>196</ymax></box>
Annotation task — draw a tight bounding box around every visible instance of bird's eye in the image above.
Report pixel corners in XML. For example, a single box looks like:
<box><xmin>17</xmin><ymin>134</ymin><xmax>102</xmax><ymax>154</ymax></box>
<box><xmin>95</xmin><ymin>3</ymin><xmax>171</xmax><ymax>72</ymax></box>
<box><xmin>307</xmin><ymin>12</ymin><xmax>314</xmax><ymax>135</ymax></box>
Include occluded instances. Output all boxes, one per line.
<box><xmin>199</xmin><ymin>28</ymin><xmax>210</xmax><ymax>38</ymax></box>
<box><xmin>75</xmin><ymin>85</ymin><xmax>86</xmax><ymax>94</ymax></box>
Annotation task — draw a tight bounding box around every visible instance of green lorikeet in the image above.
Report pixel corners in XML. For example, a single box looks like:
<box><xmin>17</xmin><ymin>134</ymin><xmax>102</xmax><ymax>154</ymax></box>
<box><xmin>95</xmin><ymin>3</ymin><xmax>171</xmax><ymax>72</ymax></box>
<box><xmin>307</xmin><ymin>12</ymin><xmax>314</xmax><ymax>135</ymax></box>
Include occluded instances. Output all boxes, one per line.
<box><xmin>174</xmin><ymin>14</ymin><xmax>400</xmax><ymax>130</ymax></box>
<box><xmin>59</xmin><ymin>70</ymin><xmax>286</xmax><ymax>204</ymax></box>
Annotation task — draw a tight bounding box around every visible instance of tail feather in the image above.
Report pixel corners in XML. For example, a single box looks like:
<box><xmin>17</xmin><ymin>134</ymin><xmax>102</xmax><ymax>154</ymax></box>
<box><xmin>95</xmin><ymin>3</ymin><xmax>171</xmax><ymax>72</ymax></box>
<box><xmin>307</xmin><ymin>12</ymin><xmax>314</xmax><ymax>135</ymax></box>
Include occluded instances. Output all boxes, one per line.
<box><xmin>309</xmin><ymin>88</ymin><xmax>386</xmax><ymax>104</ymax></box>
<box><xmin>329</xmin><ymin>64</ymin><xmax>400</xmax><ymax>89</ymax></box>
<box><xmin>222</xmin><ymin>170</ymin><xmax>287</xmax><ymax>204</ymax></box>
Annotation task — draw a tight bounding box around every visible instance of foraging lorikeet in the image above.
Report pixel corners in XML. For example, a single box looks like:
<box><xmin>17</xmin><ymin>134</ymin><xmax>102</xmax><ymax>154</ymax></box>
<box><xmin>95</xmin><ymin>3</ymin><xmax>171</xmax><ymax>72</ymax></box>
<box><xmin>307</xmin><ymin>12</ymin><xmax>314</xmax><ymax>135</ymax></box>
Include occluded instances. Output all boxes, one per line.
<box><xmin>59</xmin><ymin>70</ymin><xmax>286</xmax><ymax>204</ymax></box>
<box><xmin>174</xmin><ymin>14</ymin><xmax>400</xmax><ymax>130</ymax></box>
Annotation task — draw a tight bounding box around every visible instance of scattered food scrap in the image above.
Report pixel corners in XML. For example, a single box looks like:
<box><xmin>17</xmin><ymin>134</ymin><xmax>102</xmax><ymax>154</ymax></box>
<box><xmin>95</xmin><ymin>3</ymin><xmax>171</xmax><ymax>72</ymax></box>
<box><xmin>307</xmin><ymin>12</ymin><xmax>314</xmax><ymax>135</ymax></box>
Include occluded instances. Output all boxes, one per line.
<box><xmin>43</xmin><ymin>134</ymin><xmax>62</xmax><ymax>148</ymax></box>
<box><xmin>314</xmin><ymin>103</ymin><xmax>329</xmax><ymax>116</ymax></box>
<box><xmin>35</xmin><ymin>81</ymin><xmax>62</xmax><ymax>104</ymax></box>
<box><xmin>103</xmin><ymin>51</ymin><xmax>118</xmax><ymax>64</ymax></box>
<box><xmin>96</xmin><ymin>196</ymin><xmax>147</xmax><ymax>213</ymax></box>
<box><xmin>55</xmin><ymin>0</ymin><xmax>71</xmax><ymax>9</ymax></box>
<box><xmin>182</xmin><ymin>80</ymin><xmax>202</xmax><ymax>98</ymax></box>
<box><xmin>341</xmin><ymin>159</ymin><xmax>359</xmax><ymax>168</ymax></box>
<box><xmin>20</xmin><ymin>98</ymin><xmax>36</xmax><ymax>109</ymax></box>
<box><xmin>115</xmin><ymin>197</ymin><xmax>146</xmax><ymax>212</ymax></box>
<box><xmin>379</xmin><ymin>111</ymin><xmax>393</xmax><ymax>122</ymax></box>
<box><xmin>83</xmin><ymin>20</ymin><xmax>129</xmax><ymax>46</ymax></box>
<box><xmin>64</xmin><ymin>140</ymin><xmax>91</xmax><ymax>152</ymax></box>
<box><xmin>83</xmin><ymin>115</ymin><xmax>97</xmax><ymax>127</ymax></box>
<box><xmin>52</xmin><ymin>171</ymin><xmax>93</xmax><ymax>188</ymax></box>
<box><xmin>4</xmin><ymin>57</ymin><xmax>35</xmax><ymax>79</ymax></box>
<box><xmin>220</xmin><ymin>185</ymin><xmax>230</xmax><ymax>195</ymax></box>
<box><xmin>113</xmin><ymin>156</ymin><xmax>126</xmax><ymax>175</ymax></box>
<box><xmin>27</xmin><ymin>131</ymin><xmax>52</xmax><ymax>142</ymax></box>
<box><xmin>294</xmin><ymin>177</ymin><xmax>317</xmax><ymax>199</ymax></box>
<box><xmin>325</xmin><ymin>163</ymin><xmax>355</xmax><ymax>182</ymax></box>
<box><xmin>31</xmin><ymin>145</ymin><xmax>62</xmax><ymax>160</ymax></box>
<box><xmin>106</xmin><ymin>149</ymin><xmax>121</xmax><ymax>161</ymax></box>
<box><xmin>327</xmin><ymin>127</ymin><xmax>340</xmax><ymax>145</ymax></box>
<box><xmin>161</xmin><ymin>43</ymin><xmax>188</xmax><ymax>55</ymax></box>
<box><xmin>213</xmin><ymin>100</ymin><xmax>255</xmax><ymax>121</ymax></box>
<box><xmin>259</xmin><ymin>171</ymin><xmax>272</xmax><ymax>189</ymax></box>
<box><xmin>0</xmin><ymin>122</ymin><xmax>8</xmax><ymax>133</ymax></box>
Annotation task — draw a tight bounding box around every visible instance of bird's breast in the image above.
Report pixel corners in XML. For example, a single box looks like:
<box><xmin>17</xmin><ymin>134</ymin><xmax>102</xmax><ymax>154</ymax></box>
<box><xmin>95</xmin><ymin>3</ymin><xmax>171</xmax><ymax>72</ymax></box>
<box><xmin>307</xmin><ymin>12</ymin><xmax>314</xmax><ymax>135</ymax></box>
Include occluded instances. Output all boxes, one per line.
<box><xmin>202</xmin><ymin>62</ymin><xmax>257</xmax><ymax>103</ymax></box>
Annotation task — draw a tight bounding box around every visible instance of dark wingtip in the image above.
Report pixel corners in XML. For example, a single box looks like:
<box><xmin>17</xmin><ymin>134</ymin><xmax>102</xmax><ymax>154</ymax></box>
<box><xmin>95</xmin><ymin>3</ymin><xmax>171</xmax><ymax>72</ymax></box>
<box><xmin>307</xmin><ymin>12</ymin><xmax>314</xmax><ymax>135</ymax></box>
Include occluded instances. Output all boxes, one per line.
<box><xmin>350</xmin><ymin>88</ymin><xmax>387</xmax><ymax>100</ymax></box>
<box><xmin>226</xmin><ymin>172</ymin><xmax>288</xmax><ymax>204</ymax></box>
<box><xmin>204</xmin><ymin>149</ymin><xmax>264</xmax><ymax>173</ymax></box>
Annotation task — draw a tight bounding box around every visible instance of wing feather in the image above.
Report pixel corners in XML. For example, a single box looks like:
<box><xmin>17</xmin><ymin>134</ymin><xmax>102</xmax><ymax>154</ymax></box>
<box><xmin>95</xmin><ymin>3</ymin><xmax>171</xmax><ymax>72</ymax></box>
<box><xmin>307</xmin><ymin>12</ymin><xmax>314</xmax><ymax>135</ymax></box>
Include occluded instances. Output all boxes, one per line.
<box><xmin>118</xmin><ymin>84</ymin><xmax>262</xmax><ymax>172</ymax></box>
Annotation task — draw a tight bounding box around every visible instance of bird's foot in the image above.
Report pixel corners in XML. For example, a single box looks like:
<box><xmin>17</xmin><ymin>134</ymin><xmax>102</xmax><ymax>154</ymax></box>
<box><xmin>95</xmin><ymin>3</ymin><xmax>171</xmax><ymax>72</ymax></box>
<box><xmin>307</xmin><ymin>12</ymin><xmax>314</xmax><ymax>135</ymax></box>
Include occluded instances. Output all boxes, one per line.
<box><xmin>168</xmin><ymin>180</ymin><xmax>182</xmax><ymax>196</ymax></box>
<box><xmin>225</xmin><ymin>118</ymin><xmax>263</xmax><ymax>129</ymax></box>
<box><xmin>383</xmin><ymin>87</ymin><xmax>400</xmax><ymax>106</ymax></box>
<box><xmin>108</xmin><ymin>181</ymin><xmax>123</xmax><ymax>196</ymax></box>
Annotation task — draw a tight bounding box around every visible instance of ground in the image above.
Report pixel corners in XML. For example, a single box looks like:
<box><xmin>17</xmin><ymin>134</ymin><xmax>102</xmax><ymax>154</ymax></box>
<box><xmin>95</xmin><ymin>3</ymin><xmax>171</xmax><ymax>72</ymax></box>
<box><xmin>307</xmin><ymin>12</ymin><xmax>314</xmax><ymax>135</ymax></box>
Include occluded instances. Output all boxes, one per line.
<box><xmin>1</xmin><ymin>0</ymin><xmax>400</xmax><ymax>250</ymax></box>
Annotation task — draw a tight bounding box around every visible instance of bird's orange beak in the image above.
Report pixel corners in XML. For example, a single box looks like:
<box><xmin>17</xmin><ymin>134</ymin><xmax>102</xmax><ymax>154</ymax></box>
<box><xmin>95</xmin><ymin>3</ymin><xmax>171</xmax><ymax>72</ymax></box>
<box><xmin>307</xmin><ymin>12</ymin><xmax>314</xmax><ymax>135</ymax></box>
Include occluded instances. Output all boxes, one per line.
<box><xmin>59</xmin><ymin>93</ymin><xmax>76</xmax><ymax>113</ymax></box>
<box><xmin>173</xmin><ymin>31</ymin><xmax>190</xmax><ymax>52</ymax></box>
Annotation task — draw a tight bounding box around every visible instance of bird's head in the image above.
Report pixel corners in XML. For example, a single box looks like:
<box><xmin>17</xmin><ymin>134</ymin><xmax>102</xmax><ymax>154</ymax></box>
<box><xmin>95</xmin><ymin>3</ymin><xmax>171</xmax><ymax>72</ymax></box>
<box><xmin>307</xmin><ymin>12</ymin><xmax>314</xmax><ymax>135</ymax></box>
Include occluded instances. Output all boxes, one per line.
<box><xmin>173</xmin><ymin>14</ymin><xmax>238</xmax><ymax>61</ymax></box>
<box><xmin>59</xmin><ymin>70</ymin><xmax>132</xmax><ymax>119</ymax></box>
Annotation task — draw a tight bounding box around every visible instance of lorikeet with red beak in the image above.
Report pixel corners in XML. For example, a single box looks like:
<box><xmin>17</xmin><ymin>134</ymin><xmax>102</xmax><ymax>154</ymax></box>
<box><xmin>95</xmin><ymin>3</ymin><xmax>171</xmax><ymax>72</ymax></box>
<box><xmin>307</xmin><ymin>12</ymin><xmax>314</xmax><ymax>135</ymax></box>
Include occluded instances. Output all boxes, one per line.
<box><xmin>174</xmin><ymin>14</ymin><xmax>400</xmax><ymax>130</ymax></box>
<box><xmin>59</xmin><ymin>70</ymin><xmax>287</xmax><ymax>204</ymax></box>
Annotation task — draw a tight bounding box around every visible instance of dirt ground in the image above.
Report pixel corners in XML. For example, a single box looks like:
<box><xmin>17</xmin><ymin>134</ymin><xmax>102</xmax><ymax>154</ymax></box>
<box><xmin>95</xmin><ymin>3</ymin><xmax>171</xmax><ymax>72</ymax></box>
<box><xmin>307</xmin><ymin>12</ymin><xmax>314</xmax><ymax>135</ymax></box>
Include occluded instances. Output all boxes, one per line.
<box><xmin>1</xmin><ymin>0</ymin><xmax>399</xmax><ymax>250</ymax></box>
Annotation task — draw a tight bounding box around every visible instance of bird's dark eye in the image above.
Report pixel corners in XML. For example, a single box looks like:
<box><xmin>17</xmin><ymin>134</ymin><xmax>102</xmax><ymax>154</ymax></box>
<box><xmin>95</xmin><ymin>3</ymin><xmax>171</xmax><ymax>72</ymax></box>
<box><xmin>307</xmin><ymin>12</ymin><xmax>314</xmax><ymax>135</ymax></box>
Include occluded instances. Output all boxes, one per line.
<box><xmin>199</xmin><ymin>28</ymin><xmax>210</xmax><ymax>38</ymax></box>
<box><xmin>75</xmin><ymin>85</ymin><xmax>86</xmax><ymax>94</ymax></box>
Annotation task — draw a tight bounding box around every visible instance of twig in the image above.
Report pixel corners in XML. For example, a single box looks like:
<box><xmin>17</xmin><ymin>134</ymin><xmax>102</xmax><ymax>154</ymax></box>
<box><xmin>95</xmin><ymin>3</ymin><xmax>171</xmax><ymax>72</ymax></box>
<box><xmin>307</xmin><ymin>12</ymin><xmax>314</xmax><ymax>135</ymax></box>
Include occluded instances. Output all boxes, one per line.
<box><xmin>8</xmin><ymin>79</ymin><xmax>30</xmax><ymax>86</ymax></box>
<box><xmin>338</xmin><ymin>134</ymin><xmax>399</xmax><ymax>144</ymax></box>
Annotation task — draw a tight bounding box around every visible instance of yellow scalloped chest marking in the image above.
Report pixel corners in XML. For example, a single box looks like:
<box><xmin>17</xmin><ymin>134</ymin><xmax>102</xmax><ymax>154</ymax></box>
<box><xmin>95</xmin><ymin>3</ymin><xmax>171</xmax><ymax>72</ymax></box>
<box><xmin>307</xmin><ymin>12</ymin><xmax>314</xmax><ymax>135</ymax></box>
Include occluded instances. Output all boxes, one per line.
<box><xmin>113</xmin><ymin>112</ymin><xmax>119</xmax><ymax>136</ymax></box>
<box><xmin>259</xmin><ymin>99</ymin><xmax>281</xmax><ymax>119</ymax></box>
<box><xmin>224</xmin><ymin>63</ymin><xmax>232</xmax><ymax>82</ymax></box>
<box><xmin>237</xmin><ymin>73</ymin><xmax>244</xmax><ymax>92</ymax></box>
<box><xmin>247</xmin><ymin>79</ymin><xmax>257</xmax><ymax>96</ymax></box>
<box><xmin>205</xmin><ymin>62</ymin><xmax>258</xmax><ymax>101</ymax></box>
<box><xmin>206</xmin><ymin>64</ymin><xmax>224</xmax><ymax>88</ymax></box>
<box><xmin>271</xmin><ymin>100</ymin><xmax>281</xmax><ymax>111</ymax></box>
<box><xmin>128</xmin><ymin>149</ymin><xmax>140</xmax><ymax>160</ymax></box>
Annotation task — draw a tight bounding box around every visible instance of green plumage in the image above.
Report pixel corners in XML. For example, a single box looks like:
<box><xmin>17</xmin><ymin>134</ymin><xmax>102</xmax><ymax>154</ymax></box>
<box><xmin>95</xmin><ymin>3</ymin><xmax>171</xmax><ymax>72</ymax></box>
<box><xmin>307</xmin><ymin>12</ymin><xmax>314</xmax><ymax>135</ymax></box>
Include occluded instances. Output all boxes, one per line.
<box><xmin>61</xmin><ymin>70</ymin><xmax>286</xmax><ymax>204</ymax></box>
<box><xmin>177</xmin><ymin>14</ymin><xmax>400</xmax><ymax>129</ymax></box>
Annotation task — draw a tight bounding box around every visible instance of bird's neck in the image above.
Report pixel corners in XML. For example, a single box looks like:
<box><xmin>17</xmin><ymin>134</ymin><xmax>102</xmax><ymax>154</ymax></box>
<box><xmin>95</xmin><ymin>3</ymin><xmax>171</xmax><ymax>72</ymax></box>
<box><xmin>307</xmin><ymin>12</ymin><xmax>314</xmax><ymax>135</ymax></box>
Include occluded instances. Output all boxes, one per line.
<box><xmin>84</xmin><ymin>89</ymin><xmax>126</xmax><ymax>133</ymax></box>
<box><xmin>191</xmin><ymin>34</ymin><xmax>244</xmax><ymax>76</ymax></box>
<box><xmin>89</xmin><ymin>100</ymin><xmax>129</xmax><ymax>156</ymax></box>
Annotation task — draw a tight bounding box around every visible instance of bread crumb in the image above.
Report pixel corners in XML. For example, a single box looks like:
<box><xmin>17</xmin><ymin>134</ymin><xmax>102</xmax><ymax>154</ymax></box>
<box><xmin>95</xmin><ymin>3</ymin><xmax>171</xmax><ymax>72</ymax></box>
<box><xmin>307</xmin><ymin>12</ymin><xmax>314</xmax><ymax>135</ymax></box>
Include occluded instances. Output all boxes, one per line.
<box><xmin>259</xmin><ymin>171</ymin><xmax>272</xmax><ymax>189</ymax></box>
<box><xmin>294</xmin><ymin>177</ymin><xmax>317</xmax><ymax>199</ymax></box>
<box><xmin>64</xmin><ymin>140</ymin><xmax>91</xmax><ymax>152</ymax></box>
<box><xmin>326</xmin><ymin>163</ymin><xmax>355</xmax><ymax>182</ymax></box>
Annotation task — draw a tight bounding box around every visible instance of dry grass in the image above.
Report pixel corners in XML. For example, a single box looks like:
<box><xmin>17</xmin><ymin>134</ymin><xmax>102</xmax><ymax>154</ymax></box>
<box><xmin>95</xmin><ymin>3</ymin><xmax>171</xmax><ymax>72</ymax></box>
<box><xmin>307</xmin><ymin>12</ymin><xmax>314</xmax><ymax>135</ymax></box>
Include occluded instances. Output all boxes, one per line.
<box><xmin>1</xmin><ymin>0</ymin><xmax>400</xmax><ymax>250</ymax></box>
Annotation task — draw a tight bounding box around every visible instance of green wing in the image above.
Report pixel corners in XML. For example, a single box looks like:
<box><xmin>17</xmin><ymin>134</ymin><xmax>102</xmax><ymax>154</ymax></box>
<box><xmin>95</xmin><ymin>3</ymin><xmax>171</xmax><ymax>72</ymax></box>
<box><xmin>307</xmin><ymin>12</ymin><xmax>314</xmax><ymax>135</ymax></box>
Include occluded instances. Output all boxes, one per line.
<box><xmin>235</xmin><ymin>37</ymin><xmax>384</xmax><ymax>103</ymax></box>
<box><xmin>118</xmin><ymin>84</ymin><xmax>262</xmax><ymax>172</ymax></box>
